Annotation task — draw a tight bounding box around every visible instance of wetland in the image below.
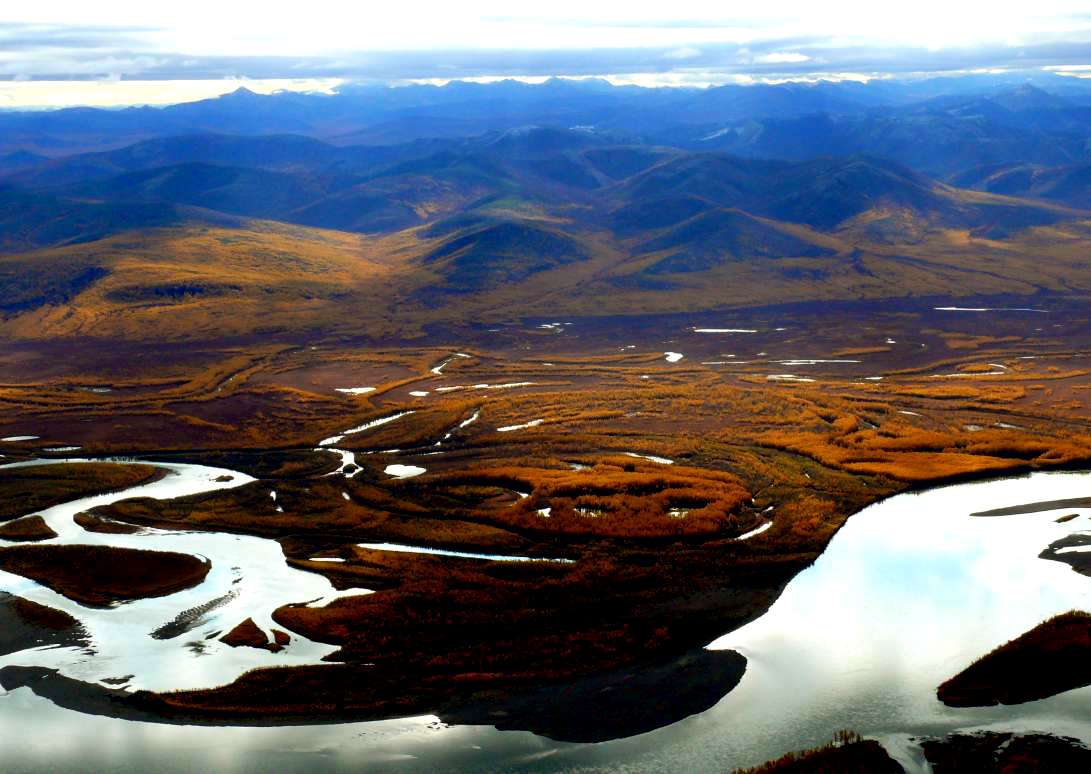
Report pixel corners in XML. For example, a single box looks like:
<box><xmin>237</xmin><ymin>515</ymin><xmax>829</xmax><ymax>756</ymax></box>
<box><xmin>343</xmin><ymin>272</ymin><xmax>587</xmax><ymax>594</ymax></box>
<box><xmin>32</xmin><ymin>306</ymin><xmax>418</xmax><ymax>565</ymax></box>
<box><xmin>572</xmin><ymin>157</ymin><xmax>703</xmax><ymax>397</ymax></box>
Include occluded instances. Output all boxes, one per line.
<box><xmin>3</xmin><ymin>299</ymin><xmax>1091</xmax><ymax>770</ymax></box>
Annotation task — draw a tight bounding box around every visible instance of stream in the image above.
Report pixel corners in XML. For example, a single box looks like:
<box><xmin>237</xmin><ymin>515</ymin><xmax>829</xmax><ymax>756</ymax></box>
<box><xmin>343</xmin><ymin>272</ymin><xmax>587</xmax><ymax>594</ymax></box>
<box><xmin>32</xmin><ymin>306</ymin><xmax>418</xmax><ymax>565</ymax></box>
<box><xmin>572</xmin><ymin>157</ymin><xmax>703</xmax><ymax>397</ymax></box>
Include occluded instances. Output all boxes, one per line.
<box><xmin>1</xmin><ymin>462</ymin><xmax>1089</xmax><ymax>772</ymax></box>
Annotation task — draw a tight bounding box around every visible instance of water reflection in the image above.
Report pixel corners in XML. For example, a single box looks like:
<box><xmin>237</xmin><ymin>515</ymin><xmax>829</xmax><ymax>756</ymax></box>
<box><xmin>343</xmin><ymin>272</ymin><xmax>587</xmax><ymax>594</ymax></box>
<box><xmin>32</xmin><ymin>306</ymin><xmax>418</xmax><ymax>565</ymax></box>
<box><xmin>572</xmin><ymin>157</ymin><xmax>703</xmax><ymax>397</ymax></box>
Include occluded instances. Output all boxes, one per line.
<box><xmin>0</xmin><ymin>460</ymin><xmax>356</xmax><ymax>692</ymax></box>
<box><xmin>1</xmin><ymin>469</ymin><xmax>1090</xmax><ymax>772</ymax></box>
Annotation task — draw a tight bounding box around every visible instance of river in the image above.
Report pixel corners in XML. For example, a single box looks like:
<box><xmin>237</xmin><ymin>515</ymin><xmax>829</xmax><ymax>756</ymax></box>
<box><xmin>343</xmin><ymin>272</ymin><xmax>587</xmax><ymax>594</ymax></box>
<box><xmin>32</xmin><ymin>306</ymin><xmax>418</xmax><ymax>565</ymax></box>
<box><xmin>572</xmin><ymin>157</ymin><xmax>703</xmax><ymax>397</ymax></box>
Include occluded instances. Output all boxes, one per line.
<box><xmin>1</xmin><ymin>461</ymin><xmax>1089</xmax><ymax>772</ymax></box>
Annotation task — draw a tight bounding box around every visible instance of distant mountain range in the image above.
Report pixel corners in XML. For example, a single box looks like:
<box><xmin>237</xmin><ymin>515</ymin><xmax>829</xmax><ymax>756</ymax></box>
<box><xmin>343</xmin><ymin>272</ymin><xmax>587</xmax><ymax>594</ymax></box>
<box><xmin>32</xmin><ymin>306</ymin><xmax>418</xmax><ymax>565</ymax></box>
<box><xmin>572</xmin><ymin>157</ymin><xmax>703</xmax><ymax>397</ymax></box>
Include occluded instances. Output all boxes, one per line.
<box><xmin>0</xmin><ymin>125</ymin><xmax>1076</xmax><ymax>249</ymax></box>
<box><xmin>0</xmin><ymin>74</ymin><xmax>1088</xmax><ymax>340</ymax></box>
<box><xmin>2</xmin><ymin>75</ymin><xmax>1090</xmax><ymax>178</ymax></box>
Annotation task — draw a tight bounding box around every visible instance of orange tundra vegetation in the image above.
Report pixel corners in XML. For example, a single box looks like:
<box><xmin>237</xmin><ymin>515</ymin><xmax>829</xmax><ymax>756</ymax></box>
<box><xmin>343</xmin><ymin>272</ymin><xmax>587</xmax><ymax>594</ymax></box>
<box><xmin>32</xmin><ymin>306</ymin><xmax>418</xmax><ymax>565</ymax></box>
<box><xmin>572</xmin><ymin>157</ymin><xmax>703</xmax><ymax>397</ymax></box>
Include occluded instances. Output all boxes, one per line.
<box><xmin>0</xmin><ymin>463</ymin><xmax>162</xmax><ymax>521</ymax></box>
<box><xmin>7</xmin><ymin>304</ymin><xmax>1091</xmax><ymax>720</ymax></box>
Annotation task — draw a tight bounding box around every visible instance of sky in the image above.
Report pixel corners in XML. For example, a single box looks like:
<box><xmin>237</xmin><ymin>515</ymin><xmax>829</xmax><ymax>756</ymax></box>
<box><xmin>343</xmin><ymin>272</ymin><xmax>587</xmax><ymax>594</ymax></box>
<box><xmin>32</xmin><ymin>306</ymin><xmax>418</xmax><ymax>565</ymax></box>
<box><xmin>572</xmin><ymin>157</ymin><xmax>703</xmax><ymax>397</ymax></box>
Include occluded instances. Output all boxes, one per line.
<box><xmin>1</xmin><ymin>1</ymin><xmax>1090</xmax><ymax>107</ymax></box>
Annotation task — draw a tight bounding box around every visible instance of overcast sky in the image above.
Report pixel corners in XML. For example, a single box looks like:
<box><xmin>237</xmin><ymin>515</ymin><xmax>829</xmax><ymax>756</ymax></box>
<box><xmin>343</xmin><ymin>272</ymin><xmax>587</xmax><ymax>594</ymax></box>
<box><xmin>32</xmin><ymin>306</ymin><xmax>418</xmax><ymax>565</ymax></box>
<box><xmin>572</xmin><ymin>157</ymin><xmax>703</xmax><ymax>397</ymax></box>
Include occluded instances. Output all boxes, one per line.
<box><xmin>1</xmin><ymin>1</ymin><xmax>1090</xmax><ymax>106</ymax></box>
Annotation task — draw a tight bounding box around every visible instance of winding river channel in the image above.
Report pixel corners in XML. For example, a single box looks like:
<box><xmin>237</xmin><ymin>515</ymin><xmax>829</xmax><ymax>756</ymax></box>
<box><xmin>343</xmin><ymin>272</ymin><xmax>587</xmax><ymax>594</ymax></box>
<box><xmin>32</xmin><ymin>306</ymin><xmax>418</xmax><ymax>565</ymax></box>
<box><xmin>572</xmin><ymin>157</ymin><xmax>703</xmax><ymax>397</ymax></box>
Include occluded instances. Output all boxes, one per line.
<box><xmin>2</xmin><ymin>461</ymin><xmax>1090</xmax><ymax>772</ymax></box>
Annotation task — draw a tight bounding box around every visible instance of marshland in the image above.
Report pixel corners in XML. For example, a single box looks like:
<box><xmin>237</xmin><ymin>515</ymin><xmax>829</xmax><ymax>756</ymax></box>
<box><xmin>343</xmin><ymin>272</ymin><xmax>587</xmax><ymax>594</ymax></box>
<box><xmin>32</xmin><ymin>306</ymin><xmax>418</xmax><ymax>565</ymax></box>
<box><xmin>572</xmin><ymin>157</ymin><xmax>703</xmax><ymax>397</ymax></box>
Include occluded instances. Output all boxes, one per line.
<box><xmin>4</xmin><ymin>42</ymin><xmax>1091</xmax><ymax>769</ymax></box>
<box><xmin>2</xmin><ymin>300</ymin><xmax>1091</xmax><ymax>771</ymax></box>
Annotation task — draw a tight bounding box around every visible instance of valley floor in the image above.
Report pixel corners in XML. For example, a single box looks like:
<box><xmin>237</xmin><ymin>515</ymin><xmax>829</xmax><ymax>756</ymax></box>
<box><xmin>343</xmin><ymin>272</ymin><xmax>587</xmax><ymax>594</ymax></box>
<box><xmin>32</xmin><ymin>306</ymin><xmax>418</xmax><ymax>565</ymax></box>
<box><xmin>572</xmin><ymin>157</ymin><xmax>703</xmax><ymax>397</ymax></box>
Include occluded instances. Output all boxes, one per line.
<box><xmin>3</xmin><ymin>296</ymin><xmax>1091</xmax><ymax>757</ymax></box>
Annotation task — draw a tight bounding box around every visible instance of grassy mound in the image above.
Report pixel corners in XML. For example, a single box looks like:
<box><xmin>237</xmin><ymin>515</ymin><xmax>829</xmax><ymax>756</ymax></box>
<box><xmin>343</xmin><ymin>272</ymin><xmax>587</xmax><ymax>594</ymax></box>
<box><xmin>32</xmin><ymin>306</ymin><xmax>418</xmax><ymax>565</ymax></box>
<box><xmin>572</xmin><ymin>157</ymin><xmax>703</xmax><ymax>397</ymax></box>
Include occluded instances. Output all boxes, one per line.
<box><xmin>938</xmin><ymin>611</ymin><xmax>1091</xmax><ymax>706</ymax></box>
<box><xmin>0</xmin><ymin>544</ymin><xmax>210</xmax><ymax>607</ymax></box>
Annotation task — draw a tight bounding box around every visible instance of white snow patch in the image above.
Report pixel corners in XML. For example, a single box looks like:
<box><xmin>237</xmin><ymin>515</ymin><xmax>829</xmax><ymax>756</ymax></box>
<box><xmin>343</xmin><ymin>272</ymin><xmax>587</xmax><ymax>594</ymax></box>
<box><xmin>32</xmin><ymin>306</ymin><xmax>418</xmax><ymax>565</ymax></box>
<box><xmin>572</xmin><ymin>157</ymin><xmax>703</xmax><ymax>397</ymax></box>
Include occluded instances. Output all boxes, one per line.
<box><xmin>384</xmin><ymin>464</ymin><xmax>426</xmax><ymax>479</ymax></box>
<box><xmin>357</xmin><ymin>543</ymin><xmax>573</xmax><ymax>563</ymax></box>
<box><xmin>430</xmin><ymin>353</ymin><xmax>470</xmax><ymax>375</ymax></box>
<box><xmin>930</xmin><ymin>371</ymin><xmax>1006</xmax><ymax>379</ymax></box>
<box><xmin>623</xmin><ymin>452</ymin><xmax>674</xmax><ymax>465</ymax></box>
<box><xmin>934</xmin><ymin>307</ymin><xmax>1046</xmax><ymax>313</ymax></box>
<box><xmin>318</xmin><ymin>411</ymin><xmax>414</xmax><ymax>447</ymax></box>
<box><xmin>736</xmin><ymin>520</ymin><xmax>773</xmax><ymax>541</ymax></box>
<box><xmin>497</xmin><ymin>419</ymin><xmax>544</xmax><ymax>432</ymax></box>
<box><xmin>700</xmin><ymin>127</ymin><xmax>731</xmax><ymax>141</ymax></box>
<box><xmin>438</xmin><ymin>382</ymin><xmax>536</xmax><ymax>393</ymax></box>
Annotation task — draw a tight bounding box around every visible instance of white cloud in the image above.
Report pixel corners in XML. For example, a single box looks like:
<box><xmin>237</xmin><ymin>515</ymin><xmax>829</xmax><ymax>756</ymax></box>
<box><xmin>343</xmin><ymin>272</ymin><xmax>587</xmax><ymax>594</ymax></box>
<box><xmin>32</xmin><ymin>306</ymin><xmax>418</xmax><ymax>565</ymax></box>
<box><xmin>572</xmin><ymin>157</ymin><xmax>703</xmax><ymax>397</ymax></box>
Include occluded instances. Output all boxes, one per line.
<box><xmin>3</xmin><ymin>2</ymin><xmax>1091</xmax><ymax>55</ymax></box>
<box><xmin>0</xmin><ymin>2</ymin><xmax>1088</xmax><ymax>102</ymax></box>
<box><xmin>755</xmin><ymin>52</ymin><xmax>811</xmax><ymax>64</ymax></box>
<box><xmin>663</xmin><ymin>46</ymin><xmax>702</xmax><ymax>60</ymax></box>
<box><xmin>0</xmin><ymin>77</ymin><xmax>343</xmax><ymax>108</ymax></box>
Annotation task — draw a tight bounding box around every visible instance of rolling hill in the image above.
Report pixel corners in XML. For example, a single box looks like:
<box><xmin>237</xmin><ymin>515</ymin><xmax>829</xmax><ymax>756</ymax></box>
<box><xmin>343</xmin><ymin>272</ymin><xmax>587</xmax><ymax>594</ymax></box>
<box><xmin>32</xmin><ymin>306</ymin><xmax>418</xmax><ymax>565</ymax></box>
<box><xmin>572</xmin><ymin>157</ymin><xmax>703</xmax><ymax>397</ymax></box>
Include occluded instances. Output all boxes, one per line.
<box><xmin>0</xmin><ymin>185</ymin><xmax>183</xmax><ymax>253</ymax></box>
<box><xmin>952</xmin><ymin>162</ymin><xmax>1091</xmax><ymax>209</ymax></box>
<box><xmin>65</xmin><ymin>163</ymin><xmax>323</xmax><ymax>219</ymax></box>
<box><xmin>0</xmin><ymin>117</ymin><xmax>1087</xmax><ymax>342</ymax></box>
<box><xmin>635</xmin><ymin>209</ymin><xmax>837</xmax><ymax>274</ymax></box>
<box><xmin>420</xmin><ymin>219</ymin><xmax>589</xmax><ymax>292</ymax></box>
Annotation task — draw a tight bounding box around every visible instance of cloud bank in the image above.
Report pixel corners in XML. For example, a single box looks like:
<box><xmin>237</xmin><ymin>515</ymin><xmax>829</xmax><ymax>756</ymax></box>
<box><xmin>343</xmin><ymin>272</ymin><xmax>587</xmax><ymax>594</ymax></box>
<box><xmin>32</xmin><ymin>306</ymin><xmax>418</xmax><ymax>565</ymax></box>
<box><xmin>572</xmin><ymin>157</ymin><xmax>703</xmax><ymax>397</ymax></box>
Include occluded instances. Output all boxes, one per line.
<box><xmin>0</xmin><ymin>5</ymin><xmax>1089</xmax><ymax>105</ymax></box>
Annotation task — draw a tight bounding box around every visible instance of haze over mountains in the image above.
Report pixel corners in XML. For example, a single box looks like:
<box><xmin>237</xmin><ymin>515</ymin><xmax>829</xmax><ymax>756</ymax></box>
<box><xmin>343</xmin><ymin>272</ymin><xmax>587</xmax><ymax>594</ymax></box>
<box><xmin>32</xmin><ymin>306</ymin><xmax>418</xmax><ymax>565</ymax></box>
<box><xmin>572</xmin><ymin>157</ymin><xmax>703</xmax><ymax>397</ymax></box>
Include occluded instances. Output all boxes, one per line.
<box><xmin>0</xmin><ymin>74</ymin><xmax>1089</xmax><ymax>340</ymax></box>
<box><xmin>4</xmin><ymin>75</ymin><xmax>1091</xmax><ymax>172</ymax></box>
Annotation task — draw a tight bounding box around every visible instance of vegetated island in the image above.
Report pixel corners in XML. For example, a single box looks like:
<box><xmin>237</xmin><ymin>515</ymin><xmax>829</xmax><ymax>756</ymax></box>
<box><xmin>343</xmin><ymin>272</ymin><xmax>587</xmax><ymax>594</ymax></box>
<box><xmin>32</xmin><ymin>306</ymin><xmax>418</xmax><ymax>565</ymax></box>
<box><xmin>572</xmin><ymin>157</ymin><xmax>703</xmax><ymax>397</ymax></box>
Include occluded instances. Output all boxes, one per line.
<box><xmin>220</xmin><ymin>618</ymin><xmax>291</xmax><ymax>653</ymax></box>
<box><xmin>1040</xmin><ymin>533</ymin><xmax>1091</xmax><ymax>577</ymax></box>
<box><xmin>73</xmin><ymin>509</ymin><xmax>143</xmax><ymax>534</ymax></box>
<box><xmin>0</xmin><ymin>463</ymin><xmax>163</xmax><ymax>521</ymax></box>
<box><xmin>730</xmin><ymin>730</ymin><xmax>904</xmax><ymax>773</ymax></box>
<box><xmin>0</xmin><ymin>544</ymin><xmax>210</xmax><ymax>607</ymax></box>
<box><xmin>0</xmin><ymin>515</ymin><xmax>57</xmax><ymax>541</ymax></box>
<box><xmin>937</xmin><ymin>610</ymin><xmax>1091</xmax><ymax>706</ymax></box>
<box><xmin>920</xmin><ymin>731</ymin><xmax>1091</xmax><ymax>772</ymax></box>
<box><xmin>7</xmin><ymin>306</ymin><xmax>1091</xmax><ymax>731</ymax></box>
<box><xmin>0</xmin><ymin>592</ymin><xmax>86</xmax><ymax>656</ymax></box>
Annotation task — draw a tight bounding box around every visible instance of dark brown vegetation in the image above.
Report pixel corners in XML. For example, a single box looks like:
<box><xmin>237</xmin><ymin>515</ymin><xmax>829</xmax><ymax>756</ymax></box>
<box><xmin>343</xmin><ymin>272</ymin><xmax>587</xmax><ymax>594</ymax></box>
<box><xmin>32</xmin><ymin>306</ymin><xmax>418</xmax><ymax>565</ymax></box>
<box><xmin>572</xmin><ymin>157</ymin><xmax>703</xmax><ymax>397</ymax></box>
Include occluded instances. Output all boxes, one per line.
<box><xmin>0</xmin><ymin>515</ymin><xmax>57</xmax><ymax>541</ymax></box>
<box><xmin>937</xmin><ymin>610</ymin><xmax>1091</xmax><ymax>706</ymax></box>
<box><xmin>921</xmin><ymin>732</ymin><xmax>1091</xmax><ymax>773</ymax></box>
<box><xmin>220</xmin><ymin>618</ymin><xmax>289</xmax><ymax>653</ymax></box>
<box><xmin>73</xmin><ymin>510</ymin><xmax>142</xmax><ymax>534</ymax></box>
<box><xmin>4</xmin><ymin>297</ymin><xmax>1091</xmax><ymax>724</ymax></box>
<box><xmin>730</xmin><ymin>731</ymin><xmax>903</xmax><ymax>773</ymax></box>
<box><xmin>2</xmin><ymin>91</ymin><xmax>1091</xmax><ymax>743</ymax></box>
<box><xmin>0</xmin><ymin>592</ymin><xmax>85</xmax><ymax>656</ymax></box>
<box><xmin>1040</xmin><ymin>533</ymin><xmax>1091</xmax><ymax>577</ymax></box>
<box><xmin>0</xmin><ymin>463</ymin><xmax>161</xmax><ymax>521</ymax></box>
<box><xmin>446</xmin><ymin>647</ymin><xmax>747</xmax><ymax>742</ymax></box>
<box><xmin>0</xmin><ymin>544</ymin><xmax>210</xmax><ymax>607</ymax></box>
<box><xmin>18</xmin><ymin>301</ymin><xmax>1090</xmax><ymax>722</ymax></box>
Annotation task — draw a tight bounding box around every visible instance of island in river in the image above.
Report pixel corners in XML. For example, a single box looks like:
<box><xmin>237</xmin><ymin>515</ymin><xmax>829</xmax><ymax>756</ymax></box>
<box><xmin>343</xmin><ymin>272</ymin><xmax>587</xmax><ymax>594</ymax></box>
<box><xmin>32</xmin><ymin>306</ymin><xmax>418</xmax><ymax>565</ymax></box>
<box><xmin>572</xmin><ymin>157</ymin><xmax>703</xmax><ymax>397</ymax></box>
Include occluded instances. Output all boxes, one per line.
<box><xmin>938</xmin><ymin>610</ymin><xmax>1091</xmax><ymax>707</ymax></box>
<box><xmin>0</xmin><ymin>544</ymin><xmax>211</xmax><ymax>607</ymax></box>
<box><xmin>3</xmin><ymin>303</ymin><xmax>1091</xmax><ymax>769</ymax></box>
